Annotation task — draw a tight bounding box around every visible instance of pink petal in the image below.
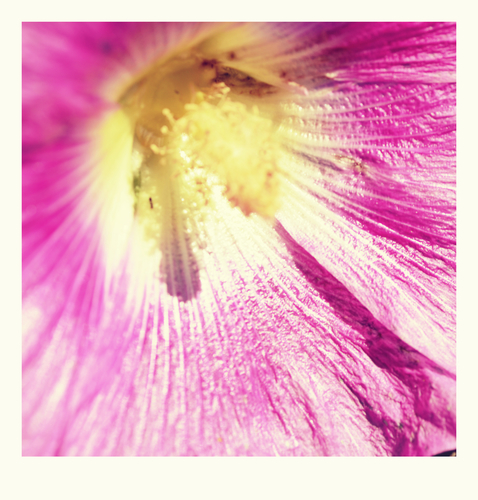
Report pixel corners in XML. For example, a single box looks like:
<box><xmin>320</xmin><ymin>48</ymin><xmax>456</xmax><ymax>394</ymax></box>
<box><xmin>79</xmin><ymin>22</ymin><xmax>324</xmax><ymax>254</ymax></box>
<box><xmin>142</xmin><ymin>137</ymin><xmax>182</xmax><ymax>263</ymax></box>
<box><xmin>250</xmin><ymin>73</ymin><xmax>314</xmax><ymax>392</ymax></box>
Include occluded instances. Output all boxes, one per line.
<box><xmin>275</xmin><ymin>23</ymin><xmax>456</xmax><ymax>373</ymax></box>
<box><xmin>23</xmin><ymin>204</ymin><xmax>456</xmax><ymax>455</ymax></box>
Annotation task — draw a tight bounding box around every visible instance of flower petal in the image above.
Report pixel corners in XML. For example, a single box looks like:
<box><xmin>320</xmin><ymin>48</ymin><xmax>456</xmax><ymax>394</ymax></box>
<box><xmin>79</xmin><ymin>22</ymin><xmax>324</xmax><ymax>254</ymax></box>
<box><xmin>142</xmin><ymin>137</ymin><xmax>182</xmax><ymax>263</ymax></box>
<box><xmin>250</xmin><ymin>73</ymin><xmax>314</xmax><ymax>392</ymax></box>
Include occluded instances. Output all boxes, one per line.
<box><xmin>23</xmin><ymin>196</ymin><xmax>456</xmax><ymax>455</ymax></box>
<box><xmin>273</xmin><ymin>24</ymin><xmax>456</xmax><ymax>373</ymax></box>
<box><xmin>200</xmin><ymin>23</ymin><xmax>454</xmax><ymax>87</ymax></box>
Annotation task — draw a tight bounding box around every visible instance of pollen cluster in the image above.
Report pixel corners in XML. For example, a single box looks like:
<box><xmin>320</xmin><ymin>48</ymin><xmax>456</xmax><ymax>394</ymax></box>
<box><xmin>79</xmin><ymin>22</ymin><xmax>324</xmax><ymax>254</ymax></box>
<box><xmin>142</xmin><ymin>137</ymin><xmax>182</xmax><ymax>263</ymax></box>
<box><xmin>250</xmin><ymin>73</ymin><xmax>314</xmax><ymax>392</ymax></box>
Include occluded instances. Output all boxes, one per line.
<box><xmin>120</xmin><ymin>51</ymin><xmax>283</xmax><ymax>223</ymax></box>
<box><xmin>165</xmin><ymin>90</ymin><xmax>282</xmax><ymax>217</ymax></box>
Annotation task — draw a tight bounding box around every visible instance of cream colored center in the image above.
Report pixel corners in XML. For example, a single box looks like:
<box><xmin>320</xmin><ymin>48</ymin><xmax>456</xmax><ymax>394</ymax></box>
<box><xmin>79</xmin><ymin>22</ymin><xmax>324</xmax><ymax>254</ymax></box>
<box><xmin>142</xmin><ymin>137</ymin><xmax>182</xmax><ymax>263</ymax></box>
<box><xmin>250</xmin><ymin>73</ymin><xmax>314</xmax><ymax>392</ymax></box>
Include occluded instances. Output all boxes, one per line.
<box><xmin>121</xmin><ymin>51</ymin><xmax>282</xmax><ymax>221</ymax></box>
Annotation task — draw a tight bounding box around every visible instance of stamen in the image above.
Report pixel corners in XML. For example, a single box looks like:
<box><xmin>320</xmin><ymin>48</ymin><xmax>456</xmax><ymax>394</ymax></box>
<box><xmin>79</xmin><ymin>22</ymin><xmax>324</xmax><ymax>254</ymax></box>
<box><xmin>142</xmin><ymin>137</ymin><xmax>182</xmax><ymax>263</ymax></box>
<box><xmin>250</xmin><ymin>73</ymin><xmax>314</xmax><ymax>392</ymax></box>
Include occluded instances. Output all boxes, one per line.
<box><xmin>165</xmin><ymin>92</ymin><xmax>282</xmax><ymax>217</ymax></box>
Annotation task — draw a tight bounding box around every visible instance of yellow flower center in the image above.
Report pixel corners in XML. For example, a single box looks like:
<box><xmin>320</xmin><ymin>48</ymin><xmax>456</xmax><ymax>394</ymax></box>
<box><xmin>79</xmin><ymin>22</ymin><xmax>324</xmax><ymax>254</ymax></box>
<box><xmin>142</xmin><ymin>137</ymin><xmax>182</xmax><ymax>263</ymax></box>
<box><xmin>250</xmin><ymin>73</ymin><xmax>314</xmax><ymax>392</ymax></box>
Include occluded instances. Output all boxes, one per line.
<box><xmin>121</xmin><ymin>50</ymin><xmax>283</xmax><ymax>219</ymax></box>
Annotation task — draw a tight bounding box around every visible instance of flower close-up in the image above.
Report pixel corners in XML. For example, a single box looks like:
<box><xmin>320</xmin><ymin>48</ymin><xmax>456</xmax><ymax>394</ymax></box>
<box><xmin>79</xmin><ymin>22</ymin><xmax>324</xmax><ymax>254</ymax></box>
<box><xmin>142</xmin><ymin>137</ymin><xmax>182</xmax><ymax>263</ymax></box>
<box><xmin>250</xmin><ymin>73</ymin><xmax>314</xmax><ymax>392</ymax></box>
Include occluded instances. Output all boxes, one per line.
<box><xmin>22</xmin><ymin>22</ymin><xmax>456</xmax><ymax>456</ymax></box>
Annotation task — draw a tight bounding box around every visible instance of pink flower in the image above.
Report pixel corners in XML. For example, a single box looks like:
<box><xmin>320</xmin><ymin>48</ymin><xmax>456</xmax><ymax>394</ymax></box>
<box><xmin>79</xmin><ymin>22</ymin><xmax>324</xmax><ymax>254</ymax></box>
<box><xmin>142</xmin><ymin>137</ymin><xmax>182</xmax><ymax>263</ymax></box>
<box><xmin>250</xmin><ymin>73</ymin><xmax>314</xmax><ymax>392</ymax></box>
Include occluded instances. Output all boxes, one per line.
<box><xmin>22</xmin><ymin>22</ymin><xmax>456</xmax><ymax>456</ymax></box>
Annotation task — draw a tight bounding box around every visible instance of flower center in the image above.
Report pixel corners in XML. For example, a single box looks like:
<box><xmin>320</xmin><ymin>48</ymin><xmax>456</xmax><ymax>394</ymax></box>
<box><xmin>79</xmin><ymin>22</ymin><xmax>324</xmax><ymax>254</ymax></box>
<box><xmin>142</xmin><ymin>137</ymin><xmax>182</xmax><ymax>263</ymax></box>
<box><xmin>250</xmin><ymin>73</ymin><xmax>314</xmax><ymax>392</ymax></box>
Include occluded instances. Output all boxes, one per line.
<box><xmin>119</xmin><ymin>51</ymin><xmax>283</xmax><ymax>227</ymax></box>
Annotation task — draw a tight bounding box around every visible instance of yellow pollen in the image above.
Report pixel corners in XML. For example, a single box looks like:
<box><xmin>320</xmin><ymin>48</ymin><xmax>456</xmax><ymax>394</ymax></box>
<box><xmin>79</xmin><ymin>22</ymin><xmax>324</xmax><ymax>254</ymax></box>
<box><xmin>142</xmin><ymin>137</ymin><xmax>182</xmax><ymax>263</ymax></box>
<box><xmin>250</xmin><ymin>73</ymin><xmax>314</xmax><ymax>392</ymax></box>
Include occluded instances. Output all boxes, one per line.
<box><xmin>167</xmin><ymin>93</ymin><xmax>282</xmax><ymax>217</ymax></box>
<box><xmin>118</xmin><ymin>50</ymin><xmax>284</xmax><ymax>222</ymax></box>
